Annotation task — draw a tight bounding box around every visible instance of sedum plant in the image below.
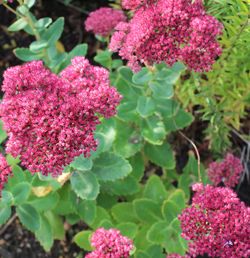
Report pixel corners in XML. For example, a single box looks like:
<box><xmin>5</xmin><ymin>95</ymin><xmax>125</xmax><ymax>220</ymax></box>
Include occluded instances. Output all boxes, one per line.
<box><xmin>0</xmin><ymin>0</ymin><xmax>249</xmax><ymax>257</ymax></box>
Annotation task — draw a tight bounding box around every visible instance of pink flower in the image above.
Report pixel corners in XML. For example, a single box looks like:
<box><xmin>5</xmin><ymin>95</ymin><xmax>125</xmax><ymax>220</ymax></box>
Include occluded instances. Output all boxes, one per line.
<box><xmin>179</xmin><ymin>185</ymin><xmax>250</xmax><ymax>258</ymax></box>
<box><xmin>208</xmin><ymin>153</ymin><xmax>243</xmax><ymax>187</ymax></box>
<box><xmin>85</xmin><ymin>228</ymin><xmax>134</xmax><ymax>258</ymax></box>
<box><xmin>0</xmin><ymin>154</ymin><xmax>12</xmax><ymax>194</ymax></box>
<box><xmin>85</xmin><ymin>7</ymin><xmax>126</xmax><ymax>37</ymax></box>
<box><xmin>0</xmin><ymin>57</ymin><xmax>121</xmax><ymax>176</ymax></box>
<box><xmin>110</xmin><ymin>0</ymin><xmax>223</xmax><ymax>72</ymax></box>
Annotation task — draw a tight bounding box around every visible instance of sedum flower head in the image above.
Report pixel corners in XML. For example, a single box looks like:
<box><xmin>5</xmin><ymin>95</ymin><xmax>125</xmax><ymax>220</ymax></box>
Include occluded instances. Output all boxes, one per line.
<box><xmin>110</xmin><ymin>0</ymin><xmax>223</xmax><ymax>72</ymax></box>
<box><xmin>208</xmin><ymin>153</ymin><xmax>243</xmax><ymax>188</ymax></box>
<box><xmin>85</xmin><ymin>7</ymin><xmax>126</xmax><ymax>37</ymax></box>
<box><xmin>179</xmin><ymin>184</ymin><xmax>250</xmax><ymax>258</ymax></box>
<box><xmin>85</xmin><ymin>228</ymin><xmax>134</xmax><ymax>258</ymax></box>
<box><xmin>0</xmin><ymin>154</ymin><xmax>12</xmax><ymax>194</ymax></box>
<box><xmin>0</xmin><ymin>57</ymin><xmax>121</xmax><ymax>176</ymax></box>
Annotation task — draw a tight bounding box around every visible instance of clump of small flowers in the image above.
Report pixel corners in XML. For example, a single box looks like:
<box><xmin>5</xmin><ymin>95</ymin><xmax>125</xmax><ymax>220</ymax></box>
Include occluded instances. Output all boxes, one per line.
<box><xmin>0</xmin><ymin>154</ymin><xmax>12</xmax><ymax>194</ymax></box>
<box><xmin>0</xmin><ymin>57</ymin><xmax>121</xmax><ymax>176</ymax></box>
<box><xmin>208</xmin><ymin>153</ymin><xmax>243</xmax><ymax>188</ymax></box>
<box><xmin>85</xmin><ymin>7</ymin><xmax>126</xmax><ymax>37</ymax></box>
<box><xmin>110</xmin><ymin>0</ymin><xmax>223</xmax><ymax>72</ymax></box>
<box><xmin>178</xmin><ymin>183</ymin><xmax>250</xmax><ymax>258</ymax></box>
<box><xmin>85</xmin><ymin>228</ymin><xmax>134</xmax><ymax>258</ymax></box>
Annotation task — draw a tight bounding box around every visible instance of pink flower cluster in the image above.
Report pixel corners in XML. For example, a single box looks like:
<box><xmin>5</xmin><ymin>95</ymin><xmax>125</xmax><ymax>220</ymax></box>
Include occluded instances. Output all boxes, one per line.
<box><xmin>85</xmin><ymin>7</ymin><xmax>126</xmax><ymax>37</ymax></box>
<box><xmin>0</xmin><ymin>57</ymin><xmax>121</xmax><ymax>176</ymax></box>
<box><xmin>110</xmin><ymin>0</ymin><xmax>223</xmax><ymax>72</ymax></box>
<box><xmin>0</xmin><ymin>154</ymin><xmax>12</xmax><ymax>194</ymax></box>
<box><xmin>85</xmin><ymin>228</ymin><xmax>134</xmax><ymax>258</ymax></box>
<box><xmin>178</xmin><ymin>184</ymin><xmax>250</xmax><ymax>258</ymax></box>
<box><xmin>208</xmin><ymin>153</ymin><xmax>243</xmax><ymax>188</ymax></box>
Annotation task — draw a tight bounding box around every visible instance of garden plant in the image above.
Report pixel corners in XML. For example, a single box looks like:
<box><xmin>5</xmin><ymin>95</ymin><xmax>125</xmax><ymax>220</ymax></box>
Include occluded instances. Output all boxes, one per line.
<box><xmin>0</xmin><ymin>0</ymin><xmax>249</xmax><ymax>257</ymax></box>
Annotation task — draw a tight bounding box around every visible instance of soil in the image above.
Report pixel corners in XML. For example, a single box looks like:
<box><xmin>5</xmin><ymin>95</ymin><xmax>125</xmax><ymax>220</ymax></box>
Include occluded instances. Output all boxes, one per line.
<box><xmin>0</xmin><ymin>0</ymin><xmax>249</xmax><ymax>258</ymax></box>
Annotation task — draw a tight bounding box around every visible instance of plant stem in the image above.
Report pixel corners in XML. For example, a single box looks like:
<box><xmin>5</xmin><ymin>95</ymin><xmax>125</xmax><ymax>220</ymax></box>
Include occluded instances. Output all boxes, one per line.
<box><xmin>2</xmin><ymin>3</ymin><xmax>22</xmax><ymax>17</ymax></box>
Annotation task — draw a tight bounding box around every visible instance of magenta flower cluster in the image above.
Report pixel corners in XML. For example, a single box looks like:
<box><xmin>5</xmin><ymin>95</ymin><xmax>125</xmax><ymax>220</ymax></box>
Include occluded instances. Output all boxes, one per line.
<box><xmin>85</xmin><ymin>7</ymin><xmax>126</xmax><ymax>37</ymax></box>
<box><xmin>178</xmin><ymin>184</ymin><xmax>250</xmax><ymax>258</ymax></box>
<box><xmin>0</xmin><ymin>57</ymin><xmax>121</xmax><ymax>176</ymax></box>
<box><xmin>208</xmin><ymin>153</ymin><xmax>243</xmax><ymax>188</ymax></box>
<box><xmin>0</xmin><ymin>154</ymin><xmax>12</xmax><ymax>194</ymax></box>
<box><xmin>85</xmin><ymin>228</ymin><xmax>134</xmax><ymax>258</ymax></box>
<box><xmin>110</xmin><ymin>0</ymin><xmax>223</xmax><ymax>72</ymax></box>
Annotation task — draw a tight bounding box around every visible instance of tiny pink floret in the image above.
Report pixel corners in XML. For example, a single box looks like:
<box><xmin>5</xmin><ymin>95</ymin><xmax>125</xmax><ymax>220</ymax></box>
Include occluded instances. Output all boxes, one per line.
<box><xmin>85</xmin><ymin>228</ymin><xmax>134</xmax><ymax>258</ymax></box>
<box><xmin>179</xmin><ymin>184</ymin><xmax>250</xmax><ymax>258</ymax></box>
<box><xmin>0</xmin><ymin>57</ymin><xmax>121</xmax><ymax>176</ymax></box>
<box><xmin>85</xmin><ymin>7</ymin><xmax>126</xmax><ymax>37</ymax></box>
<box><xmin>208</xmin><ymin>153</ymin><xmax>243</xmax><ymax>187</ymax></box>
<box><xmin>110</xmin><ymin>0</ymin><xmax>223</xmax><ymax>72</ymax></box>
<box><xmin>0</xmin><ymin>154</ymin><xmax>12</xmax><ymax>195</ymax></box>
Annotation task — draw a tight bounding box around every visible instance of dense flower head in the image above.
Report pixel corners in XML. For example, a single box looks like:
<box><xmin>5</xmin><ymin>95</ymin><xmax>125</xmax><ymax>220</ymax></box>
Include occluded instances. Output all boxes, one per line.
<box><xmin>208</xmin><ymin>153</ymin><xmax>243</xmax><ymax>188</ymax></box>
<box><xmin>85</xmin><ymin>228</ymin><xmax>134</xmax><ymax>258</ymax></box>
<box><xmin>179</xmin><ymin>184</ymin><xmax>250</xmax><ymax>258</ymax></box>
<box><xmin>110</xmin><ymin>0</ymin><xmax>223</xmax><ymax>72</ymax></box>
<box><xmin>85</xmin><ymin>7</ymin><xmax>126</xmax><ymax>37</ymax></box>
<box><xmin>0</xmin><ymin>57</ymin><xmax>121</xmax><ymax>176</ymax></box>
<box><xmin>122</xmin><ymin>0</ymin><xmax>156</xmax><ymax>10</ymax></box>
<box><xmin>0</xmin><ymin>154</ymin><xmax>12</xmax><ymax>194</ymax></box>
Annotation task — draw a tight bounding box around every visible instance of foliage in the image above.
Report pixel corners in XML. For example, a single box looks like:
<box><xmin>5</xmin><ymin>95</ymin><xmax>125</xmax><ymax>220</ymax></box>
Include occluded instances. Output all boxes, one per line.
<box><xmin>0</xmin><ymin>0</ymin><xmax>248</xmax><ymax>257</ymax></box>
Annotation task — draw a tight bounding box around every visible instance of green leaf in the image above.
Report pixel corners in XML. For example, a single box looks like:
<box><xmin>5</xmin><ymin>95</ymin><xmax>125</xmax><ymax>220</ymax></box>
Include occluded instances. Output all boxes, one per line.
<box><xmin>144</xmin><ymin>142</ymin><xmax>175</xmax><ymax>169</ymax></box>
<box><xmin>143</xmin><ymin>175</ymin><xmax>168</xmax><ymax>204</ymax></box>
<box><xmin>102</xmin><ymin>176</ymin><xmax>140</xmax><ymax>196</ymax></box>
<box><xmin>14</xmin><ymin>48</ymin><xmax>43</xmax><ymax>61</ymax></box>
<box><xmin>142</xmin><ymin>116</ymin><xmax>166</xmax><ymax>145</ymax></box>
<box><xmin>44</xmin><ymin>17</ymin><xmax>64</xmax><ymax>45</ymax></box>
<box><xmin>28</xmin><ymin>192</ymin><xmax>59</xmax><ymax>212</ymax></box>
<box><xmin>116</xmin><ymin>222</ymin><xmax>138</xmax><ymax>239</ymax></box>
<box><xmin>163</xmin><ymin>225</ymin><xmax>187</xmax><ymax>255</ymax></box>
<box><xmin>129</xmin><ymin>153</ymin><xmax>145</xmax><ymax>181</ymax></box>
<box><xmin>133</xmin><ymin>198</ymin><xmax>162</xmax><ymax>224</ymax></box>
<box><xmin>0</xmin><ymin>204</ymin><xmax>11</xmax><ymax>225</ymax></box>
<box><xmin>137</xmin><ymin>96</ymin><xmax>156</xmax><ymax>118</ymax></box>
<box><xmin>71</xmin><ymin>171</ymin><xmax>99</xmax><ymax>200</ymax></box>
<box><xmin>92</xmin><ymin>152</ymin><xmax>132</xmax><ymax>181</ymax></box>
<box><xmin>118</xmin><ymin>66</ymin><xmax>133</xmax><ymax>82</ymax></box>
<box><xmin>149</xmin><ymin>80</ymin><xmax>174</xmax><ymax>99</ymax></box>
<box><xmin>146</xmin><ymin>220</ymin><xmax>169</xmax><ymax>244</ymax></box>
<box><xmin>70</xmin><ymin>155</ymin><xmax>93</xmax><ymax>171</ymax></box>
<box><xmin>111</xmin><ymin>203</ymin><xmax>138</xmax><ymax>223</ymax></box>
<box><xmin>164</xmin><ymin>108</ymin><xmax>193</xmax><ymax>131</ymax></box>
<box><xmin>30</xmin><ymin>40</ymin><xmax>48</xmax><ymax>52</ymax></box>
<box><xmin>35</xmin><ymin>215</ymin><xmax>53</xmax><ymax>252</ymax></box>
<box><xmin>92</xmin><ymin>118</ymin><xmax>116</xmax><ymax>158</ymax></box>
<box><xmin>8</xmin><ymin>18</ymin><xmax>28</xmax><ymax>31</ymax></box>
<box><xmin>77</xmin><ymin>200</ymin><xmax>96</xmax><ymax>225</ymax></box>
<box><xmin>73</xmin><ymin>230</ymin><xmax>93</xmax><ymax>251</ymax></box>
<box><xmin>24</xmin><ymin>0</ymin><xmax>36</xmax><ymax>8</ymax></box>
<box><xmin>167</xmin><ymin>189</ymin><xmax>186</xmax><ymax>212</ymax></box>
<box><xmin>161</xmin><ymin>200</ymin><xmax>180</xmax><ymax>223</ymax></box>
<box><xmin>1</xmin><ymin>191</ymin><xmax>13</xmax><ymax>206</ymax></box>
<box><xmin>135</xmin><ymin>251</ymin><xmax>151</xmax><ymax>258</ymax></box>
<box><xmin>132</xmin><ymin>68</ymin><xmax>153</xmax><ymax>85</ymax></box>
<box><xmin>146</xmin><ymin>245</ymin><xmax>165</xmax><ymax>258</ymax></box>
<box><xmin>90</xmin><ymin>206</ymin><xmax>111</xmax><ymax>229</ymax></box>
<box><xmin>113</xmin><ymin>120</ymin><xmax>142</xmax><ymax>158</ymax></box>
<box><xmin>94</xmin><ymin>50</ymin><xmax>112</xmax><ymax>68</ymax></box>
<box><xmin>0</xmin><ymin>120</ymin><xmax>7</xmax><ymax>144</ymax></box>
<box><xmin>117</xmin><ymin>101</ymin><xmax>140</xmax><ymax>122</ymax></box>
<box><xmin>156</xmin><ymin>99</ymin><xmax>179</xmax><ymax>118</ymax></box>
<box><xmin>53</xmin><ymin>184</ymin><xmax>77</xmax><ymax>215</ymax></box>
<box><xmin>16</xmin><ymin>204</ymin><xmax>41</xmax><ymax>232</ymax></box>
<box><xmin>134</xmin><ymin>225</ymin><xmax>152</xmax><ymax>250</ymax></box>
<box><xmin>35</xmin><ymin>17</ymin><xmax>52</xmax><ymax>29</ymax></box>
<box><xmin>12</xmin><ymin>182</ymin><xmax>31</xmax><ymax>204</ymax></box>
<box><xmin>68</xmin><ymin>43</ymin><xmax>87</xmax><ymax>58</ymax></box>
<box><xmin>45</xmin><ymin>211</ymin><xmax>65</xmax><ymax>240</ymax></box>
